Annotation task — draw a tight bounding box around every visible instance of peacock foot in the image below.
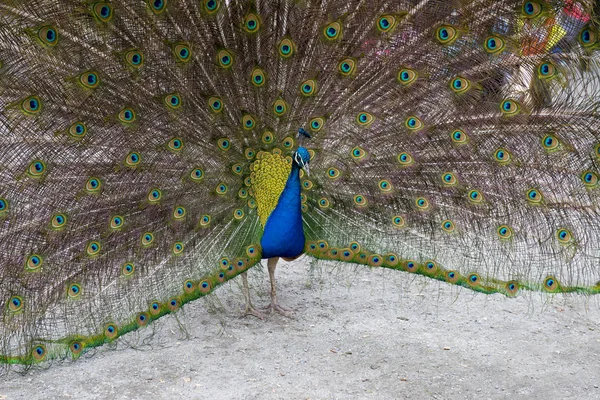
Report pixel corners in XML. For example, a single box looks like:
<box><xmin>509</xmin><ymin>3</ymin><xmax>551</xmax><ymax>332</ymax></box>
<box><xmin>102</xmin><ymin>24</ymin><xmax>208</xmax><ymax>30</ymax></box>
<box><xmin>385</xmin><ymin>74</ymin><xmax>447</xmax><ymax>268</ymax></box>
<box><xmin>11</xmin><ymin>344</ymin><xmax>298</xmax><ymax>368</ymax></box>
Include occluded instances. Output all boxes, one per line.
<box><xmin>262</xmin><ymin>302</ymin><xmax>294</xmax><ymax>318</ymax></box>
<box><xmin>241</xmin><ymin>304</ymin><xmax>268</xmax><ymax>320</ymax></box>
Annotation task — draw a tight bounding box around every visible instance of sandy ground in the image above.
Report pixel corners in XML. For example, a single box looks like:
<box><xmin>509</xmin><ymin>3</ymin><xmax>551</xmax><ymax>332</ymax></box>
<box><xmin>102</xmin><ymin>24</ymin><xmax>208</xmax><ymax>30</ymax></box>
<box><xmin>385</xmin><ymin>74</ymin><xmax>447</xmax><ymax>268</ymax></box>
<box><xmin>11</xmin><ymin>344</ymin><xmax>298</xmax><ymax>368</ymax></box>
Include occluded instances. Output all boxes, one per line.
<box><xmin>1</xmin><ymin>257</ymin><xmax>600</xmax><ymax>400</ymax></box>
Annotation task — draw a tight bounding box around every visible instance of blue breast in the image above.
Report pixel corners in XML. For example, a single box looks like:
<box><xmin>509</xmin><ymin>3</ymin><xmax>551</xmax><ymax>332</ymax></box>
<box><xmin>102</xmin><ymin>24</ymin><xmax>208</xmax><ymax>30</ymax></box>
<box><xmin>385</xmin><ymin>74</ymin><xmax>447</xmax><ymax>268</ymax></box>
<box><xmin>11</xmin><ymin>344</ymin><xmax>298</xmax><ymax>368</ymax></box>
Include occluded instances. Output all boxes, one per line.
<box><xmin>260</xmin><ymin>164</ymin><xmax>305</xmax><ymax>258</ymax></box>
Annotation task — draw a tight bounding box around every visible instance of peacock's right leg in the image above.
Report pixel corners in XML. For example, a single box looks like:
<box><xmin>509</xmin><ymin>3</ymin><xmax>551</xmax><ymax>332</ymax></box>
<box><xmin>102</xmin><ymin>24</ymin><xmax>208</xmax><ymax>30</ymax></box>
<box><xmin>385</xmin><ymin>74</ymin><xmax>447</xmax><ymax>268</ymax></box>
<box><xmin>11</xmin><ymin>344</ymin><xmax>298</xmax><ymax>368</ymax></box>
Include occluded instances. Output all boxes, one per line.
<box><xmin>241</xmin><ymin>271</ymin><xmax>267</xmax><ymax>320</ymax></box>
<box><xmin>263</xmin><ymin>257</ymin><xmax>294</xmax><ymax>318</ymax></box>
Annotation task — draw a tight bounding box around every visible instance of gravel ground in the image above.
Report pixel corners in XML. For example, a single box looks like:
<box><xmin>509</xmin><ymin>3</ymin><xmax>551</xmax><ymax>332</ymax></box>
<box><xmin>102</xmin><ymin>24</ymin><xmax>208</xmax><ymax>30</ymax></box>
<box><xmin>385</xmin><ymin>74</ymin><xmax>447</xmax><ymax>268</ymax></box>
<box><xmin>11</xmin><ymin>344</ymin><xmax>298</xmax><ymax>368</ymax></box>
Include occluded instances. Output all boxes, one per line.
<box><xmin>1</xmin><ymin>257</ymin><xmax>600</xmax><ymax>400</ymax></box>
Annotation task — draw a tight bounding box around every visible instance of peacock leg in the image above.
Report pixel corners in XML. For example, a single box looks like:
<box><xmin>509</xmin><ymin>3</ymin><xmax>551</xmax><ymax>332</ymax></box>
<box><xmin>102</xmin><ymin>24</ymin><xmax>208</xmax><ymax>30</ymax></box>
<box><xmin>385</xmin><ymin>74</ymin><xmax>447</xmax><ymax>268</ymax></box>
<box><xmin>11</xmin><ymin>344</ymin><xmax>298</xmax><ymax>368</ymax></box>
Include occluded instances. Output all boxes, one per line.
<box><xmin>264</xmin><ymin>257</ymin><xmax>294</xmax><ymax>317</ymax></box>
<box><xmin>241</xmin><ymin>271</ymin><xmax>267</xmax><ymax>320</ymax></box>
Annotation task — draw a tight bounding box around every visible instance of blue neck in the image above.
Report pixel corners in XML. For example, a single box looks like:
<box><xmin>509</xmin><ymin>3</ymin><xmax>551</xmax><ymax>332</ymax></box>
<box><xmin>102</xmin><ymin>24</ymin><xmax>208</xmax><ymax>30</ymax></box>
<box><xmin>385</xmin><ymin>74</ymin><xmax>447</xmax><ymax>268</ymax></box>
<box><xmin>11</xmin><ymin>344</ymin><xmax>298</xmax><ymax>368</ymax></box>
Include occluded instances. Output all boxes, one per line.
<box><xmin>260</xmin><ymin>164</ymin><xmax>305</xmax><ymax>258</ymax></box>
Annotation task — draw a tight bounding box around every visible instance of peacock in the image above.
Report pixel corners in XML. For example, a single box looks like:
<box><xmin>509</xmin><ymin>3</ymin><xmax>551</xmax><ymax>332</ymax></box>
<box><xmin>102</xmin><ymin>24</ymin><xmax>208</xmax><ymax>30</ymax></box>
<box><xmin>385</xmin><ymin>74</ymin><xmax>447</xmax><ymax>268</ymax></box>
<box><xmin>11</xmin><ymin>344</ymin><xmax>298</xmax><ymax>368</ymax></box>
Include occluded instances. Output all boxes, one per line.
<box><xmin>0</xmin><ymin>0</ymin><xmax>599</xmax><ymax>368</ymax></box>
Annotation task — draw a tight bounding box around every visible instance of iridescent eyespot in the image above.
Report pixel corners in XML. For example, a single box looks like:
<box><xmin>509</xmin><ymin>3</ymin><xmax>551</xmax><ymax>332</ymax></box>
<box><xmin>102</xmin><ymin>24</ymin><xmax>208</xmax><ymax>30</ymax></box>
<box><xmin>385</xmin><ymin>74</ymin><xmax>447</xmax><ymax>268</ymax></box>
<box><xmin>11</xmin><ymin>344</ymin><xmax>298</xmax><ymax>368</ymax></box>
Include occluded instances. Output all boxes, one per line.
<box><xmin>494</xmin><ymin>148</ymin><xmax>511</xmax><ymax>163</ymax></box>
<box><xmin>32</xmin><ymin>345</ymin><xmax>46</xmax><ymax>361</ymax></box>
<box><xmin>451</xmin><ymin>129</ymin><xmax>468</xmax><ymax>144</ymax></box>
<box><xmin>141</xmin><ymin>232</ymin><xmax>154</xmax><ymax>247</ymax></box>
<box><xmin>318</xmin><ymin>198</ymin><xmax>330</xmax><ymax>208</ymax></box>
<box><xmin>338</xmin><ymin>58</ymin><xmax>356</xmax><ymax>76</ymax></box>
<box><xmin>327</xmin><ymin>167</ymin><xmax>340</xmax><ymax>179</ymax></box>
<box><xmin>441</xmin><ymin>172</ymin><xmax>457</xmax><ymax>186</ymax></box>
<box><xmin>526</xmin><ymin>188</ymin><xmax>543</xmax><ymax>203</ymax></box>
<box><xmin>398</xmin><ymin>68</ymin><xmax>417</xmax><ymax>86</ymax></box>
<box><xmin>22</xmin><ymin>96</ymin><xmax>41</xmax><ymax>115</ymax></box>
<box><xmin>538</xmin><ymin>62</ymin><xmax>555</xmax><ymax>79</ymax></box>
<box><xmin>118</xmin><ymin>107</ymin><xmax>136</xmax><ymax>123</ymax></box>
<box><xmin>378</xmin><ymin>180</ymin><xmax>392</xmax><ymax>192</ymax></box>
<box><xmin>468</xmin><ymin>190</ymin><xmax>483</xmax><ymax>203</ymax></box>
<box><xmin>173</xmin><ymin>44</ymin><xmax>191</xmax><ymax>62</ymax></box>
<box><xmin>51</xmin><ymin>213</ymin><xmax>67</xmax><ymax>229</ymax></box>
<box><xmin>450</xmin><ymin>76</ymin><xmax>470</xmax><ymax>93</ymax></box>
<box><xmin>244</xmin><ymin>13</ymin><xmax>260</xmax><ymax>33</ymax></box>
<box><xmin>93</xmin><ymin>3</ymin><xmax>113</xmax><ymax>22</ymax></box>
<box><xmin>85</xmin><ymin>177</ymin><xmax>101</xmax><ymax>193</ymax></box>
<box><xmin>377</xmin><ymin>15</ymin><xmax>397</xmax><ymax>33</ymax></box>
<box><xmin>122</xmin><ymin>262</ymin><xmax>135</xmax><ymax>276</ymax></box>
<box><xmin>136</xmin><ymin>312</ymin><xmax>149</xmax><ymax>326</ymax></box>
<box><xmin>125</xmin><ymin>151</ymin><xmax>141</xmax><ymax>167</ymax></box>
<box><xmin>27</xmin><ymin>160</ymin><xmax>46</xmax><ymax>178</ymax></box>
<box><xmin>200</xmin><ymin>215</ymin><xmax>211</xmax><ymax>226</ymax></box>
<box><xmin>208</xmin><ymin>96</ymin><xmax>222</xmax><ymax>113</ymax></box>
<box><xmin>125</xmin><ymin>50</ymin><xmax>143</xmax><ymax>68</ymax></box>
<box><xmin>436</xmin><ymin>25</ymin><xmax>458</xmax><ymax>44</ymax></box>
<box><xmin>415</xmin><ymin>197</ymin><xmax>430</xmax><ymax>210</ymax></box>
<box><xmin>500</xmin><ymin>99</ymin><xmax>520</xmax><ymax>115</ymax></box>
<box><xmin>309</xmin><ymin>117</ymin><xmax>325</xmax><ymax>132</ymax></box>
<box><xmin>238</xmin><ymin>188</ymin><xmax>248</xmax><ymax>199</ymax></box>
<box><xmin>581</xmin><ymin>171</ymin><xmax>599</xmax><ymax>187</ymax></box>
<box><xmin>8</xmin><ymin>296</ymin><xmax>23</xmax><ymax>312</ymax></box>
<box><xmin>300</xmin><ymin>79</ymin><xmax>317</xmax><ymax>96</ymax></box>
<box><xmin>368</xmin><ymin>254</ymin><xmax>383</xmax><ymax>267</ymax></box>
<box><xmin>323</xmin><ymin>22</ymin><xmax>342</xmax><ymax>40</ymax></box>
<box><xmin>68</xmin><ymin>283</ymin><xmax>82</xmax><ymax>298</ymax></box>
<box><xmin>172</xmin><ymin>242</ymin><xmax>184</xmax><ymax>255</ymax></box>
<box><xmin>405</xmin><ymin>260</ymin><xmax>418</xmax><ymax>273</ymax></box>
<box><xmin>542</xmin><ymin>134</ymin><xmax>559</xmax><ymax>151</ymax></box>
<box><xmin>147</xmin><ymin>0</ymin><xmax>166</xmax><ymax>14</ymax></box>
<box><xmin>110</xmin><ymin>215</ymin><xmax>124</xmax><ymax>229</ymax></box>
<box><xmin>350</xmin><ymin>242</ymin><xmax>361</xmax><ymax>252</ymax></box>
<box><xmin>79</xmin><ymin>71</ymin><xmax>100</xmax><ymax>89</ymax></box>
<box><xmin>351</xmin><ymin>146</ymin><xmax>366</xmax><ymax>160</ymax></box>
<box><xmin>0</xmin><ymin>198</ymin><xmax>7</xmax><ymax>214</ymax></box>
<box><xmin>300</xmin><ymin>194</ymin><xmax>307</xmax><ymax>204</ymax></box>
<box><xmin>556</xmin><ymin>228</ymin><xmax>573</xmax><ymax>244</ymax></box>
<box><xmin>543</xmin><ymin>276</ymin><xmax>559</xmax><ymax>292</ymax></box>
<box><xmin>86</xmin><ymin>241</ymin><xmax>101</xmax><ymax>256</ymax></box>
<box><xmin>505</xmin><ymin>281</ymin><xmax>519</xmax><ymax>296</ymax></box>
<box><xmin>190</xmin><ymin>168</ymin><xmax>203</xmax><ymax>181</ymax></box>
<box><xmin>232</xmin><ymin>163</ymin><xmax>243</xmax><ymax>175</ymax></box>
<box><xmin>105</xmin><ymin>323</ymin><xmax>118</xmax><ymax>339</ymax></box>
<box><xmin>356</xmin><ymin>112</ymin><xmax>374</xmax><ymax>127</ymax></box>
<box><xmin>579</xmin><ymin>27</ymin><xmax>597</xmax><ymax>47</ymax></box>
<box><xmin>204</xmin><ymin>0</ymin><xmax>220</xmax><ymax>13</ymax></box>
<box><xmin>392</xmin><ymin>215</ymin><xmax>405</xmax><ymax>227</ymax></box>
<box><xmin>245</xmin><ymin>148</ymin><xmax>256</xmax><ymax>160</ymax></box>
<box><xmin>442</xmin><ymin>219</ymin><xmax>455</xmax><ymax>232</ymax></box>
<box><xmin>183</xmin><ymin>280</ymin><xmax>196</xmax><ymax>294</ymax></box>
<box><xmin>405</xmin><ymin>116</ymin><xmax>423</xmax><ymax>131</ymax></box>
<box><xmin>301</xmin><ymin>180</ymin><xmax>313</xmax><ymax>190</ymax></box>
<box><xmin>168</xmin><ymin>138</ymin><xmax>183</xmax><ymax>151</ymax></box>
<box><xmin>484</xmin><ymin>36</ymin><xmax>505</xmax><ymax>53</ymax></box>
<box><xmin>37</xmin><ymin>25</ymin><xmax>58</xmax><ymax>47</ymax></box>
<box><xmin>217</xmin><ymin>138</ymin><xmax>230</xmax><ymax>151</ymax></box>
<box><xmin>164</xmin><ymin>94</ymin><xmax>181</xmax><ymax>109</ymax></box>
<box><xmin>167</xmin><ymin>298</ymin><xmax>181</xmax><ymax>311</ymax></box>
<box><xmin>149</xmin><ymin>301</ymin><xmax>161</xmax><ymax>315</ymax></box>
<box><xmin>217</xmin><ymin>49</ymin><xmax>234</xmax><ymax>68</ymax></box>
<box><xmin>353</xmin><ymin>195</ymin><xmax>367</xmax><ymax>206</ymax></box>
<box><xmin>522</xmin><ymin>1</ymin><xmax>542</xmax><ymax>18</ymax></box>
<box><xmin>497</xmin><ymin>225</ymin><xmax>513</xmax><ymax>239</ymax></box>
<box><xmin>251</xmin><ymin>67</ymin><xmax>266</xmax><ymax>87</ymax></box>
<box><xmin>242</xmin><ymin>114</ymin><xmax>256</xmax><ymax>130</ymax></box>
<box><xmin>70</xmin><ymin>341</ymin><xmax>84</xmax><ymax>355</ymax></box>
<box><xmin>446</xmin><ymin>270</ymin><xmax>459</xmax><ymax>283</ymax></box>
<box><xmin>398</xmin><ymin>152</ymin><xmax>413</xmax><ymax>165</ymax></box>
<box><xmin>173</xmin><ymin>206</ymin><xmax>186</xmax><ymax>219</ymax></box>
<box><xmin>216</xmin><ymin>183</ymin><xmax>227</xmax><ymax>194</ymax></box>
<box><xmin>467</xmin><ymin>274</ymin><xmax>480</xmax><ymax>286</ymax></box>
<box><xmin>424</xmin><ymin>261</ymin><xmax>437</xmax><ymax>274</ymax></box>
<box><xmin>68</xmin><ymin>122</ymin><xmax>87</xmax><ymax>138</ymax></box>
<box><xmin>278</xmin><ymin>38</ymin><xmax>295</xmax><ymax>58</ymax></box>
<box><xmin>283</xmin><ymin>136</ymin><xmax>294</xmax><ymax>148</ymax></box>
<box><xmin>273</xmin><ymin>99</ymin><xmax>287</xmax><ymax>116</ymax></box>
<box><xmin>147</xmin><ymin>188</ymin><xmax>162</xmax><ymax>203</ymax></box>
<box><xmin>199</xmin><ymin>280</ymin><xmax>212</xmax><ymax>294</ymax></box>
<box><xmin>262</xmin><ymin>131</ymin><xmax>274</xmax><ymax>143</ymax></box>
<box><xmin>234</xmin><ymin>209</ymin><xmax>244</xmax><ymax>220</ymax></box>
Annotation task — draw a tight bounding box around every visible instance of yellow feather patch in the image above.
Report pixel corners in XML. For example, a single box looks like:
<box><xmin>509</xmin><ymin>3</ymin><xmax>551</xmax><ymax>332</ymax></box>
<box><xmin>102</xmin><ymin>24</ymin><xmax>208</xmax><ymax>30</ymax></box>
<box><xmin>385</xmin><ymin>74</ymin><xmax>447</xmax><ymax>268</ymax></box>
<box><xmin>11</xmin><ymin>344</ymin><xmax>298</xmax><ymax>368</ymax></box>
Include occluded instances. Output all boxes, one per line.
<box><xmin>250</xmin><ymin>151</ymin><xmax>292</xmax><ymax>226</ymax></box>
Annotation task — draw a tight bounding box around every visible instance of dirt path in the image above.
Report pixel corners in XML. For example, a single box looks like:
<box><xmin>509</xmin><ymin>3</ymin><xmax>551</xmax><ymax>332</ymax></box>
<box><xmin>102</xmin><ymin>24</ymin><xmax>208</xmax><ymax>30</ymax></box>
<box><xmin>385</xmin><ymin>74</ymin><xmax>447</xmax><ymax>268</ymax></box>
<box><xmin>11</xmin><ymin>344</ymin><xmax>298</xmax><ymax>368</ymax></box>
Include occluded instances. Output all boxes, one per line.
<box><xmin>2</xmin><ymin>258</ymin><xmax>600</xmax><ymax>399</ymax></box>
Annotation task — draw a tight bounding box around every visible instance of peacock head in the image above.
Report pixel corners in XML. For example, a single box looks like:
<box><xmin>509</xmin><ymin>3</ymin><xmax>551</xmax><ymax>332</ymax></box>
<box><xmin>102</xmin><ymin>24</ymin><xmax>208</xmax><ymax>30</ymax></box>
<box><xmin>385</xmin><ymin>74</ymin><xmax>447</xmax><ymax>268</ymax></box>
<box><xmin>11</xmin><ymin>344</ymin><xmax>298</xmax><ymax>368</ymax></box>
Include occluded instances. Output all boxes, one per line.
<box><xmin>293</xmin><ymin>147</ymin><xmax>310</xmax><ymax>176</ymax></box>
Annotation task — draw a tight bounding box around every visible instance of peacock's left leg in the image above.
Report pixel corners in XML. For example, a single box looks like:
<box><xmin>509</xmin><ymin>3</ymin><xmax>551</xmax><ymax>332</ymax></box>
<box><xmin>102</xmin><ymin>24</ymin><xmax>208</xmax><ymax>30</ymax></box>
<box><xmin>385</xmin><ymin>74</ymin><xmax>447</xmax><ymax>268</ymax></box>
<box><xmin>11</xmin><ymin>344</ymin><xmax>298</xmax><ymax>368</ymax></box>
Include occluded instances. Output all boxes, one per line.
<box><xmin>241</xmin><ymin>271</ymin><xmax>267</xmax><ymax>320</ymax></box>
<box><xmin>263</xmin><ymin>257</ymin><xmax>294</xmax><ymax>317</ymax></box>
